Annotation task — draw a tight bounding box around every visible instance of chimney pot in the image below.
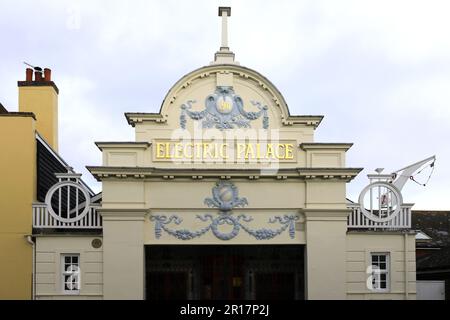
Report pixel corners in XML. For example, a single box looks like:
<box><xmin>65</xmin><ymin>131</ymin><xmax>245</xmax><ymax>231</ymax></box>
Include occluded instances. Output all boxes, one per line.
<box><xmin>34</xmin><ymin>67</ymin><xmax>43</xmax><ymax>82</ymax></box>
<box><xmin>26</xmin><ymin>68</ymin><xmax>33</xmax><ymax>81</ymax></box>
<box><xmin>44</xmin><ymin>68</ymin><xmax>51</xmax><ymax>81</ymax></box>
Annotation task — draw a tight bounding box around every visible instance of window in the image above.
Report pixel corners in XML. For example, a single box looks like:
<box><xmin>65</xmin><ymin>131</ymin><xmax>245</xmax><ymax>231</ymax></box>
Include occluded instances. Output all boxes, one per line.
<box><xmin>61</xmin><ymin>254</ymin><xmax>80</xmax><ymax>294</ymax></box>
<box><xmin>370</xmin><ymin>253</ymin><xmax>389</xmax><ymax>291</ymax></box>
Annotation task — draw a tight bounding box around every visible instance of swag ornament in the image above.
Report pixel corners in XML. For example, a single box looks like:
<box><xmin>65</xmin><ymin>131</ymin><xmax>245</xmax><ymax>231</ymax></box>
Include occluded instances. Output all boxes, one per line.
<box><xmin>150</xmin><ymin>181</ymin><xmax>299</xmax><ymax>241</ymax></box>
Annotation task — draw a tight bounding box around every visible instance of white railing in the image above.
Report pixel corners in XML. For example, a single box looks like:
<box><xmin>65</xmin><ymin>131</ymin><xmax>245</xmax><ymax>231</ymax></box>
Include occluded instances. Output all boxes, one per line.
<box><xmin>33</xmin><ymin>203</ymin><xmax>102</xmax><ymax>229</ymax></box>
<box><xmin>347</xmin><ymin>203</ymin><xmax>412</xmax><ymax>230</ymax></box>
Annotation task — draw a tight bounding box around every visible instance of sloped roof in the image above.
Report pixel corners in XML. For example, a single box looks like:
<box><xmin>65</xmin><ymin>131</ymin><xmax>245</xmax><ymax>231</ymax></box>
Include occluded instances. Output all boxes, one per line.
<box><xmin>412</xmin><ymin>211</ymin><xmax>450</xmax><ymax>248</ymax></box>
<box><xmin>413</xmin><ymin>211</ymin><xmax>450</xmax><ymax>271</ymax></box>
<box><xmin>0</xmin><ymin>103</ymin><xmax>7</xmax><ymax>113</ymax></box>
<box><xmin>417</xmin><ymin>246</ymin><xmax>450</xmax><ymax>271</ymax></box>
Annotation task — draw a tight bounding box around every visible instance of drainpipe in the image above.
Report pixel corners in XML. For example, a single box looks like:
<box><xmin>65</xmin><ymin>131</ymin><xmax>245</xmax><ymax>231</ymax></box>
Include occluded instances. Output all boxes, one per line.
<box><xmin>404</xmin><ymin>232</ymin><xmax>408</xmax><ymax>300</ymax></box>
<box><xmin>26</xmin><ymin>235</ymin><xmax>35</xmax><ymax>300</ymax></box>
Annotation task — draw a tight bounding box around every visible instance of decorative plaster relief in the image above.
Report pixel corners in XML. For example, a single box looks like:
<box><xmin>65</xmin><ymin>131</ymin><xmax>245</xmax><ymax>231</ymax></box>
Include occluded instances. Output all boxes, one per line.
<box><xmin>150</xmin><ymin>181</ymin><xmax>299</xmax><ymax>241</ymax></box>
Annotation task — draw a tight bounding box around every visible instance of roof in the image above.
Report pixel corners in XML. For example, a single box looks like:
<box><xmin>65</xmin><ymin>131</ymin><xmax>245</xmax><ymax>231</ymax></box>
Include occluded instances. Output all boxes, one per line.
<box><xmin>416</xmin><ymin>231</ymin><xmax>432</xmax><ymax>241</ymax></box>
<box><xmin>36</xmin><ymin>132</ymin><xmax>95</xmax><ymax>196</ymax></box>
<box><xmin>412</xmin><ymin>211</ymin><xmax>450</xmax><ymax>248</ymax></box>
<box><xmin>417</xmin><ymin>246</ymin><xmax>450</xmax><ymax>271</ymax></box>
<box><xmin>413</xmin><ymin>210</ymin><xmax>450</xmax><ymax>271</ymax></box>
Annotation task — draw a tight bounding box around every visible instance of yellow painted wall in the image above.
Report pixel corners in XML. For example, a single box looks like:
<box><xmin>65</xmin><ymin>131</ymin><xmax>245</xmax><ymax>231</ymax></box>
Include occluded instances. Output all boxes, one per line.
<box><xmin>0</xmin><ymin>115</ymin><xmax>36</xmax><ymax>299</ymax></box>
<box><xmin>19</xmin><ymin>86</ymin><xmax>58</xmax><ymax>151</ymax></box>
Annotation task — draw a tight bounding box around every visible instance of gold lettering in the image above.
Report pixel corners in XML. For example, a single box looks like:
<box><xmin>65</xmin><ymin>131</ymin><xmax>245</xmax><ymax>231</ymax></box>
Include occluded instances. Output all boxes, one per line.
<box><xmin>154</xmin><ymin>140</ymin><xmax>295</xmax><ymax>162</ymax></box>
<box><xmin>195</xmin><ymin>143</ymin><xmax>202</xmax><ymax>159</ymax></box>
<box><xmin>285</xmin><ymin>144</ymin><xmax>294</xmax><ymax>160</ymax></box>
<box><xmin>184</xmin><ymin>143</ymin><xmax>193</xmax><ymax>159</ymax></box>
<box><xmin>203</xmin><ymin>143</ymin><xmax>213</xmax><ymax>159</ymax></box>
<box><xmin>164</xmin><ymin>142</ymin><xmax>170</xmax><ymax>158</ymax></box>
<box><xmin>245</xmin><ymin>144</ymin><xmax>255</xmax><ymax>160</ymax></box>
<box><xmin>266</xmin><ymin>144</ymin><xmax>274</xmax><ymax>159</ymax></box>
<box><xmin>256</xmin><ymin>143</ymin><xmax>261</xmax><ymax>159</ymax></box>
<box><xmin>156</xmin><ymin>143</ymin><xmax>166</xmax><ymax>159</ymax></box>
<box><xmin>237</xmin><ymin>143</ymin><xmax>246</xmax><ymax>159</ymax></box>
<box><xmin>221</xmin><ymin>101</ymin><xmax>232</xmax><ymax>112</ymax></box>
<box><xmin>213</xmin><ymin>143</ymin><xmax>220</xmax><ymax>159</ymax></box>
<box><xmin>275</xmin><ymin>144</ymin><xmax>285</xmax><ymax>159</ymax></box>
<box><xmin>173</xmin><ymin>143</ymin><xmax>183</xmax><ymax>159</ymax></box>
<box><xmin>220</xmin><ymin>143</ymin><xmax>229</xmax><ymax>159</ymax></box>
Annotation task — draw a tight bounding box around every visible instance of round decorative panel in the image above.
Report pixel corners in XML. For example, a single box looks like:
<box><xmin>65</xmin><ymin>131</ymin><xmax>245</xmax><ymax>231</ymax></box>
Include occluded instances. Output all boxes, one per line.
<box><xmin>358</xmin><ymin>182</ymin><xmax>403</xmax><ymax>223</ymax></box>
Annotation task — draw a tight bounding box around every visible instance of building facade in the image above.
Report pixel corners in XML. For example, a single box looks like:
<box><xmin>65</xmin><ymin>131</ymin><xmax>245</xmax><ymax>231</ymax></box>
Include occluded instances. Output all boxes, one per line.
<box><xmin>3</xmin><ymin>7</ymin><xmax>418</xmax><ymax>300</ymax></box>
<box><xmin>0</xmin><ymin>68</ymin><xmax>63</xmax><ymax>299</ymax></box>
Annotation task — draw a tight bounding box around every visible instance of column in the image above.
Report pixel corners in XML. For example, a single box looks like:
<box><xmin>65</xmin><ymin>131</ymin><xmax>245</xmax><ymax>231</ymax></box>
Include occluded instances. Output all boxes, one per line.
<box><xmin>101</xmin><ymin>209</ymin><xmax>147</xmax><ymax>300</ymax></box>
<box><xmin>304</xmin><ymin>209</ymin><xmax>348</xmax><ymax>299</ymax></box>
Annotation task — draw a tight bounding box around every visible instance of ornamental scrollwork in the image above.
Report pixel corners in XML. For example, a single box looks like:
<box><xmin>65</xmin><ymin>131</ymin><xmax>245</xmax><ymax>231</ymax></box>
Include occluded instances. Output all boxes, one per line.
<box><xmin>180</xmin><ymin>86</ymin><xmax>269</xmax><ymax>130</ymax></box>
<box><xmin>150</xmin><ymin>214</ymin><xmax>298</xmax><ymax>241</ymax></box>
<box><xmin>149</xmin><ymin>181</ymin><xmax>299</xmax><ymax>241</ymax></box>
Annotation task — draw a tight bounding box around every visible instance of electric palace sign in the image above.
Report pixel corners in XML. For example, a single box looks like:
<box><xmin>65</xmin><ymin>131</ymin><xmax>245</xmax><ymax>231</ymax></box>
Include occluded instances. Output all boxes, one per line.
<box><xmin>154</xmin><ymin>140</ymin><xmax>296</xmax><ymax>163</ymax></box>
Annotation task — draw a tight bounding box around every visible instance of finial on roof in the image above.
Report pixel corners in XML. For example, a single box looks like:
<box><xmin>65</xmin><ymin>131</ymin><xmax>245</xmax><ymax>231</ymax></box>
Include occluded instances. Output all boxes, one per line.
<box><xmin>219</xmin><ymin>7</ymin><xmax>231</xmax><ymax>49</ymax></box>
<box><xmin>212</xmin><ymin>6</ymin><xmax>238</xmax><ymax>65</ymax></box>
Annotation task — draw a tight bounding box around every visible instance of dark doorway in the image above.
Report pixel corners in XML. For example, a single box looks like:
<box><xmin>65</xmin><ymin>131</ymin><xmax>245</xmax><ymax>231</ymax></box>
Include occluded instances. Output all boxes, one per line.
<box><xmin>145</xmin><ymin>245</ymin><xmax>304</xmax><ymax>300</ymax></box>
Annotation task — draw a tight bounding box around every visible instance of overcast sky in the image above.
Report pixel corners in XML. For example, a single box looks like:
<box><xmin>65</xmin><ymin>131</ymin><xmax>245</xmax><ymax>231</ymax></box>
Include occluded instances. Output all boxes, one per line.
<box><xmin>1</xmin><ymin>0</ymin><xmax>449</xmax><ymax>209</ymax></box>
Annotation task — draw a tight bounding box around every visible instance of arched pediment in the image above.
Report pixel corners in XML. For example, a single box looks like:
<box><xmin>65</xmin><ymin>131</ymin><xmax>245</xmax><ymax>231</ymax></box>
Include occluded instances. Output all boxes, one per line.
<box><xmin>125</xmin><ymin>64</ymin><xmax>322</xmax><ymax>130</ymax></box>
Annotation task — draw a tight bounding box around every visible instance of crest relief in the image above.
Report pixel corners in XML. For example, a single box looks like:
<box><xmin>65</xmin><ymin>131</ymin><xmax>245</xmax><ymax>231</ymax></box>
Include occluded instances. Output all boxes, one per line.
<box><xmin>180</xmin><ymin>86</ymin><xmax>269</xmax><ymax>130</ymax></box>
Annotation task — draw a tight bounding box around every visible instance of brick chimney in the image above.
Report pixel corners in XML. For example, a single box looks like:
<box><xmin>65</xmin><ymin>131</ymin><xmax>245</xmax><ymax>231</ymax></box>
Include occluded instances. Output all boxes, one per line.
<box><xmin>18</xmin><ymin>66</ymin><xmax>59</xmax><ymax>151</ymax></box>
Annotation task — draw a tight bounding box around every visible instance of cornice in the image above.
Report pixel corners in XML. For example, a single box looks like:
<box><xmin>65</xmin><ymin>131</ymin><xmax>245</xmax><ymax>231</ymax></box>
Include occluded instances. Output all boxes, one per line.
<box><xmin>86</xmin><ymin>166</ymin><xmax>363</xmax><ymax>182</ymax></box>
<box><xmin>301</xmin><ymin>208</ymin><xmax>351</xmax><ymax>219</ymax></box>
<box><xmin>300</xmin><ymin>143</ymin><xmax>353</xmax><ymax>151</ymax></box>
<box><xmin>18</xmin><ymin>80</ymin><xmax>59</xmax><ymax>94</ymax></box>
<box><xmin>124</xmin><ymin>112</ymin><xmax>167</xmax><ymax>127</ymax></box>
<box><xmin>347</xmin><ymin>230</ymin><xmax>417</xmax><ymax>235</ymax></box>
<box><xmin>95</xmin><ymin>141</ymin><xmax>151</xmax><ymax>151</ymax></box>
<box><xmin>98</xmin><ymin>208</ymin><xmax>149</xmax><ymax>221</ymax></box>
<box><xmin>0</xmin><ymin>112</ymin><xmax>36</xmax><ymax>120</ymax></box>
<box><xmin>31</xmin><ymin>233</ymin><xmax>102</xmax><ymax>238</ymax></box>
<box><xmin>284</xmin><ymin>115</ymin><xmax>324</xmax><ymax>128</ymax></box>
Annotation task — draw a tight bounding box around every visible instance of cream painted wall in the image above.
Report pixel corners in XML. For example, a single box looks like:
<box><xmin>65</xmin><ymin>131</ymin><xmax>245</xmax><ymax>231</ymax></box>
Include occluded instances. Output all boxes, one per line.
<box><xmin>305</xmin><ymin>211</ymin><xmax>348</xmax><ymax>299</ymax></box>
<box><xmin>35</xmin><ymin>235</ymin><xmax>103</xmax><ymax>300</ymax></box>
<box><xmin>145</xmin><ymin>180</ymin><xmax>307</xmax><ymax>209</ymax></box>
<box><xmin>346</xmin><ymin>232</ymin><xmax>417</xmax><ymax>300</ymax></box>
<box><xmin>306</xmin><ymin>181</ymin><xmax>348</xmax><ymax>210</ymax></box>
<box><xmin>101</xmin><ymin>210</ymin><xmax>145</xmax><ymax>300</ymax></box>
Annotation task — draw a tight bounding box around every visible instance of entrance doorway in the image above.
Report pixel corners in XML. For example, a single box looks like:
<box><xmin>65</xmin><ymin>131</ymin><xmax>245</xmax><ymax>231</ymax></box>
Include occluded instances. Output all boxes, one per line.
<box><xmin>145</xmin><ymin>245</ymin><xmax>305</xmax><ymax>300</ymax></box>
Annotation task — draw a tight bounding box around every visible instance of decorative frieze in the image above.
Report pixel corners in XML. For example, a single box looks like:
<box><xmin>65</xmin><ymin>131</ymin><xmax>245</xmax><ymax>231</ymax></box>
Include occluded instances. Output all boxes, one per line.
<box><xmin>149</xmin><ymin>181</ymin><xmax>299</xmax><ymax>241</ymax></box>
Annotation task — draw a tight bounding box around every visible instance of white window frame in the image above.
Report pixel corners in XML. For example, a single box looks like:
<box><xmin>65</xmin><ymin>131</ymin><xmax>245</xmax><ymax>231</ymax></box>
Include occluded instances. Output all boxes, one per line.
<box><xmin>61</xmin><ymin>254</ymin><xmax>81</xmax><ymax>295</ymax></box>
<box><xmin>370</xmin><ymin>252</ymin><xmax>390</xmax><ymax>292</ymax></box>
